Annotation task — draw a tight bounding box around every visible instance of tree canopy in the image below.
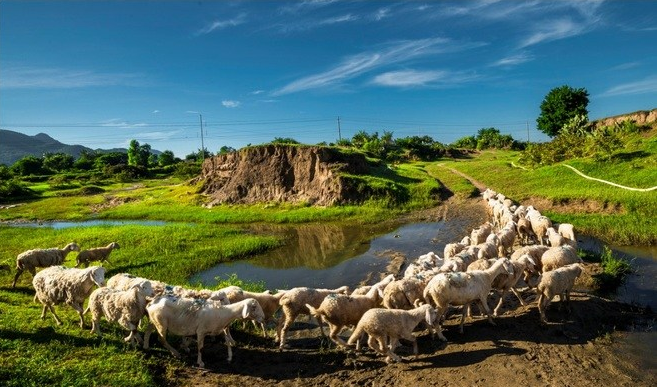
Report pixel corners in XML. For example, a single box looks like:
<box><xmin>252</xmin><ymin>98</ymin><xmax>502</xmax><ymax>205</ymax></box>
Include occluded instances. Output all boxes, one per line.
<box><xmin>536</xmin><ymin>85</ymin><xmax>589</xmax><ymax>137</ymax></box>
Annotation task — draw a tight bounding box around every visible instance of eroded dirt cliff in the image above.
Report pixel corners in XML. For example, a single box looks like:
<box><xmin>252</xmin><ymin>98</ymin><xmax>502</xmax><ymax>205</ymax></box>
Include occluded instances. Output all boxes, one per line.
<box><xmin>199</xmin><ymin>145</ymin><xmax>370</xmax><ymax>206</ymax></box>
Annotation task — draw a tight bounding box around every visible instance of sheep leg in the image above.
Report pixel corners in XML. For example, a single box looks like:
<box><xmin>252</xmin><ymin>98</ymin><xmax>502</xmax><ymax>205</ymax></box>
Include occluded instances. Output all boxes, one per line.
<box><xmin>223</xmin><ymin>328</ymin><xmax>236</xmax><ymax>347</ymax></box>
<box><xmin>223</xmin><ymin>333</ymin><xmax>234</xmax><ymax>362</ymax></box>
<box><xmin>478</xmin><ymin>298</ymin><xmax>496</xmax><ymax>326</ymax></box>
<box><xmin>196</xmin><ymin>333</ymin><xmax>206</xmax><ymax>368</ymax></box>
<box><xmin>538</xmin><ymin>293</ymin><xmax>549</xmax><ymax>323</ymax></box>
<box><xmin>11</xmin><ymin>269</ymin><xmax>24</xmax><ymax>288</ymax></box>
<box><xmin>459</xmin><ymin>305</ymin><xmax>468</xmax><ymax>334</ymax></box>
<box><xmin>44</xmin><ymin>304</ymin><xmax>63</xmax><ymax>325</ymax></box>
<box><xmin>329</xmin><ymin>324</ymin><xmax>347</xmax><ymax>347</ymax></box>
<box><xmin>143</xmin><ymin>323</ymin><xmax>154</xmax><ymax>349</ymax></box>
<box><xmin>434</xmin><ymin>306</ymin><xmax>448</xmax><ymax>342</ymax></box>
<box><xmin>367</xmin><ymin>335</ymin><xmax>382</xmax><ymax>353</ymax></box>
<box><xmin>278</xmin><ymin>313</ymin><xmax>295</xmax><ymax>349</ymax></box>
<box><xmin>493</xmin><ymin>288</ymin><xmax>513</xmax><ymax>317</ymax></box>
<box><xmin>384</xmin><ymin>338</ymin><xmax>402</xmax><ymax>364</ymax></box>
<box><xmin>157</xmin><ymin>330</ymin><xmax>180</xmax><ymax>358</ymax></box>
<box><xmin>70</xmin><ymin>302</ymin><xmax>86</xmax><ymax>328</ymax></box>
<box><xmin>511</xmin><ymin>286</ymin><xmax>527</xmax><ymax>306</ymax></box>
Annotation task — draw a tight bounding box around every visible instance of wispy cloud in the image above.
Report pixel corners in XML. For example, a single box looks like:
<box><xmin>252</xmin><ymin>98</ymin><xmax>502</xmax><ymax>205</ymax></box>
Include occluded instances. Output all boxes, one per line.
<box><xmin>373</xmin><ymin>7</ymin><xmax>391</xmax><ymax>21</ymax></box>
<box><xmin>607</xmin><ymin>62</ymin><xmax>641</xmax><ymax>71</ymax></box>
<box><xmin>373</xmin><ymin>69</ymin><xmax>478</xmax><ymax>87</ymax></box>
<box><xmin>319</xmin><ymin>14</ymin><xmax>359</xmax><ymax>26</ymax></box>
<box><xmin>152</xmin><ymin>110</ymin><xmax>160</xmax><ymax>114</ymax></box>
<box><xmin>279</xmin><ymin>0</ymin><xmax>338</xmax><ymax>14</ymax></box>
<box><xmin>222</xmin><ymin>100</ymin><xmax>241</xmax><ymax>108</ymax></box>
<box><xmin>100</xmin><ymin>119</ymin><xmax>149</xmax><ymax>129</ymax></box>
<box><xmin>250</xmin><ymin>89</ymin><xmax>265</xmax><ymax>95</ymax></box>
<box><xmin>0</xmin><ymin>66</ymin><xmax>143</xmax><ymax>89</ymax></box>
<box><xmin>602</xmin><ymin>76</ymin><xmax>657</xmax><ymax>97</ymax></box>
<box><xmin>372</xmin><ymin>70</ymin><xmax>447</xmax><ymax>87</ymax></box>
<box><xmin>272</xmin><ymin>37</ymin><xmax>484</xmax><ymax>95</ymax></box>
<box><xmin>519</xmin><ymin>18</ymin><xmax>586</xmax><ymax>48</ymax></box>
<box><xmin>133</xmin><ymin>131</ymin><xmax>181</xmax><ymax>141</ymax></box>
<box><xmin>196</xmin><ymin>13</ymin><xmax>246</xmax><ymax>35</ymax></box>
<box><xmin>492</xmin><ymin>52</ymin><xmax>534</xmax><ymax>67</ymax></box>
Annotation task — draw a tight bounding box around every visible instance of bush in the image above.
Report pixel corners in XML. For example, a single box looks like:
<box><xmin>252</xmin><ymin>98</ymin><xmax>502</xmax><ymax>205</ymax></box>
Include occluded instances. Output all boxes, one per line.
<box><xmin>0</xmin><ymin>179</ymin><xmax>36</xmax><ymax>202</ymax></box>
<box><xmin>174</xmin><ymin>162</ymin><xmax>201</xmax><ymax>179</ymax></box>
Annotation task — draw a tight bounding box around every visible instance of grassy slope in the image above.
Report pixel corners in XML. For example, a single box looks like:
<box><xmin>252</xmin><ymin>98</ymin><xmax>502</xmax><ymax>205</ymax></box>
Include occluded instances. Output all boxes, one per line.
<box><xmin>438</xmin><ymin>129</ymin><xmax>656</xmax><ymax>245</ymax></box>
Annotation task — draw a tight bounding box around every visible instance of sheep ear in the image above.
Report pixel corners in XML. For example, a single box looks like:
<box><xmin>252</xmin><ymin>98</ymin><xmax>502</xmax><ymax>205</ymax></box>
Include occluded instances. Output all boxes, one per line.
<box><xmin>413</xmin><ymin>299</ymin><xmax>424</xmax><ymax>308</ymax></box>
<box><xmin>242</xmin><ymin>302</ymin><xmax>250</xmax><ymax>319</ymax></box>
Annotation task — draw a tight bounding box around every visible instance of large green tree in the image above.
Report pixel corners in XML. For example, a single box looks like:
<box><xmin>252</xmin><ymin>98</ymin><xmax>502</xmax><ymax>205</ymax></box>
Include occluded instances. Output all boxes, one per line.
<box><xmin>536</xmin><ymin>85</ymin><xmax>589</xmax><ymax>137</ymax></box>
<box><xmin>127</xmin><ymin>139</ymin><xmax>152</xmax><ymax>168</ymax></box>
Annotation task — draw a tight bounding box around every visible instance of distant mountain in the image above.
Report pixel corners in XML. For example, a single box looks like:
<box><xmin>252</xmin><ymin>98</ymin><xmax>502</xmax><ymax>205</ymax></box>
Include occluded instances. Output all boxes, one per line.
<box><xmin>0</xmin><ymin>129</ymin><xmax>160</xmax><ymax>166</ymax></box>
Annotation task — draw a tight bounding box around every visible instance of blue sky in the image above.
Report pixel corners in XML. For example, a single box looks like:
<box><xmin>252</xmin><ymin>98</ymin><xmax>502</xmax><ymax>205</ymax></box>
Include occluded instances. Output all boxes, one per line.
<box><xmin>1</xmin><ymin>0</ymin><xmax>656</xmax><ymax>158</ymax></box>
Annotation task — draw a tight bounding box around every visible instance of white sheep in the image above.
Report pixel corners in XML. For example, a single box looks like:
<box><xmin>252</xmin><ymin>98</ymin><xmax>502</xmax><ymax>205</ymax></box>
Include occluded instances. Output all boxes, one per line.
<box><xmin>107</xmin><ymin>273</ymin><xmax>228</xmax><ymax>303</ymax></box>
<box><xmin>440</xmin><ymin>249</ymin><xmax>477</xmax><ymax>273</ymax></box>
<box><xmin>276</xmin><ymin>285</ymin><xmax>349</xmax><ymax>349</ymax></box>
<box><xmin>557</xmin><ymin>223</ymin><xmax>576</xmax><ymax>242</ymax></box>
<box><xmin>470</xmin><ymin>222</ymin><xmax>493</xmax><ymax>245</ymax></box>
<box><xmin>85</xmin><ymin>281</ymin><xmax>154</xmax><ymax>346</ymax></box>
<box><xmin>107</xmin><ymin>273</ymin><xmax>232</xmax><ymax>348</ymax></box>
<box><xmin>540</xmin><ymin>245</ymin><xmax>582</xmax><ymax>273</ymax></box>
<box><xmin>350</xmin><ymin>274</ymin><xmax>395</xmax><ymax>296</ymax></box>
<box><xmin>530</xmin><ymin>215</ymin><xmax>553</xmax><ymax>245</ymax></box>
<box><xmin>306</xmin><ymin>282</ymin><xmax>386</xmax><ymax>347</ymax></box>
<box><xmin>546</xmin><ymin>227</ymin><xmax>577</xmax><ymax>248</ymax></box>
<box><xmin>75</xmin><ymin>242</ymin><xmax>120</xmax><ymax>268</ymax></box>
<box><xmin>476</xmin><ymin>241</ymin><xmax>498</xmax><ymax>260</ymax></box>
<box><xmin>12</xmin><ymin>242</ymin><xmax>80</xmax><ymax>288</ymax></box>
<box><xmin>491</xmin><ymin>254</ymin><xmax>538</xmax><ymax>316</ymax></box>
<box><xmin>403</xmin><ymin>252</ymin><xmax>444</xmax><ymax>278</ymax></box>
<box><xmin>382</xmin><ymin>276</ymin><xmax>428</xmax><ymax>310</ymax></box>
<box><xmin>482</xmin><ymin>188</ymin><xmax>498</xmax><ymax>201</ymax></box>
<box><xmin>220</xmin><ymin>285</ymin><xmax>288</xmax><ymax>338</ymax></box>
<box><xmin>495</xmin><ymin>221</ymin><xmax>517</xmax><ymax>256</ymax></box>
<box><xmin>423</xmin><ymin>258</ymin><xmax>514</xmax><ymax>341</ymax></box>
<box><xmin>516</xmin><ymin>217</ymin><xmax>536</xmax><ymax>245</ymax></box>
<box><xmin>347</xmin><ymin>303</ymin><xmax>437</xmax><ymax>364</ymax></box>
<box><xmin>443</xmin><ymin>236</ymin><xmax>471</xmax><ymax>259</ymax></box>
<box><xmin>536</xmin><ymin>263</ymin><xmax>582</xmax><ymax>323</ymax></box>
<box><xmin>145</xmin><ymin>296</ymin><xmax>264</xmax><ymax>367</ymax></box>
<box><xmin>32</xmin><ymin>265</ymin><xmax>106</xmax><ymax>328</ymax></box>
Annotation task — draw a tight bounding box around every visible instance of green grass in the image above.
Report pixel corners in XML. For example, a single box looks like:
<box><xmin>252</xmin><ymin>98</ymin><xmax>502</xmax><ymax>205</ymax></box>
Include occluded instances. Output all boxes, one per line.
<box><xmin>0</xmin><ymin>223</ymin><xmax>279</xmax><ymax>386</ymax></box>
<box><xmin>438</xmin><ymin>150</ymin><xmax>657</xmax><ymax>245</ymax></box>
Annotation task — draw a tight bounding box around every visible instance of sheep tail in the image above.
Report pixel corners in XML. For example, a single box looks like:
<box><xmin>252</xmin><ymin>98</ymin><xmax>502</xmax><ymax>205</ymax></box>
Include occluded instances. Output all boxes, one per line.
<box><xmin>305</xmin><ymin>304</ymin><xmax>321</xmax><ymax>319</ymax></box>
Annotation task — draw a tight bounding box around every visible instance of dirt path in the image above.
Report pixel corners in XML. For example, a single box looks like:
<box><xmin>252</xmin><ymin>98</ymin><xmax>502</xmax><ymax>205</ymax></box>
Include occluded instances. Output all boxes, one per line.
<box><xmin>163</xmin><ymin>195</ymin><xmax>654</xmax><ymax>387</ymax></box>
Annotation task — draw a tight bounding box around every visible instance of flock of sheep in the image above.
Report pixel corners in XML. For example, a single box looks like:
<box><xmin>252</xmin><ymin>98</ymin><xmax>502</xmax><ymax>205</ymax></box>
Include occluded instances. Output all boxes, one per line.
<box><xmin>9</xmin><ymin>188</ymin><xmax>585</xmax><ymax>366</ymax></box>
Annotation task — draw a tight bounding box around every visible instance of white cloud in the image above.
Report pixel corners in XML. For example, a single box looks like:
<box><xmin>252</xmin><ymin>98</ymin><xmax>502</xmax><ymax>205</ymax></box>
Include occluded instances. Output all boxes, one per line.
<box><xmin>318</xmin><ymin>14</ymin><xmax>359</xmax><ymax>25</ymax></box>
<box><xmin>492</xmin><ymin>52</ymin><xmax>534</xmax><ymax>67</ymax></box>
<box><xmin>0</xmin><ymin>66</ymin><xmax>143</xmax><ymax>89</ymax></box>
<box><xmin>133</xmin><ymin>130</ymin><xmax>181</xmax><ymax>141</ymax></box>
<box><xmin>152</xmin><ymin>110</ymin><xmax>160</xmax><ymax>114</ymax></box>
<box><xmin>196</xmin><ymin>13</ymin><xmax>246</xmax><ymax>35</ymax></box>
<box><xmin>250</xmin><ymin>89</ymin><xmax>265</xmax><ymax>95</ymax></box>
<box><xmin>279</xmin><ymin>0</ymin><xmax>338</xmax><ymax>14</ymax></box>
<box><xmin>373</xmin><ymin>7</ymin><xmax>391</xmax><ymax>21</ymax></box>
<box><xmin>518</xmin><ymin>18</ymin><xmax>585</xmax><ymax>48</ymax></box>
<box><xmin>100</xmin><ymin>119</ymin><xmax>149</xmax><ymax>129</ymax></box>
<box><xmin>222</xmin><ymin>100</ymin><xmax>241</xmax><ymax>108</ymax></box>
<box><xmin>372</xmin><ymin>70</ymin><xmax>447</xmax><ymax>87</ymax></box>
<box><xmin>272</xmin><ymin>37</ymin><xmax>484</xmax><ymax>95</ymax></box>
<box><xmin>602</xmin><ymin>76</ymin><xmax>657</xmax><ymax>97</ymax></box>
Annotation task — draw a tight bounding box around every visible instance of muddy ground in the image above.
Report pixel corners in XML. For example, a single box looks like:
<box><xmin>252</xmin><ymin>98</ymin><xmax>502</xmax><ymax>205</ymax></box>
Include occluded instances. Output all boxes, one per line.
<box><xmin>161</xmin><ymin>195</ymin><xmax>655</xmax><ymax>387</ymax></box>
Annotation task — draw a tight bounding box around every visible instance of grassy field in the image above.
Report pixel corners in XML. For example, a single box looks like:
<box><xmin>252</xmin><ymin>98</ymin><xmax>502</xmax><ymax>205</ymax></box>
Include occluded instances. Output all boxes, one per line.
<box><xmin>0</xmin><ymin>161</ymin><xmax>445</xmax><ymax>386</ymax></box>
<box><xmin>0</xmin><ymin>136</ymin><xmax>653</xmax><ymax>385</ymax></box>
<box><xmin>437</xmin><ymin>149</ymin><xmax>656</xmax><ymax>245</ymax></box>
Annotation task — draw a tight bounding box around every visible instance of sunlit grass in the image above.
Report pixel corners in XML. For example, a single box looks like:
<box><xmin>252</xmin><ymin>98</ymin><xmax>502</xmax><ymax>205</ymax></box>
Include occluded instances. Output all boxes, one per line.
<box><xmin>439</xmin><ymin>150</ymin><xmax>656</xmax><ymax>245</ymax></box>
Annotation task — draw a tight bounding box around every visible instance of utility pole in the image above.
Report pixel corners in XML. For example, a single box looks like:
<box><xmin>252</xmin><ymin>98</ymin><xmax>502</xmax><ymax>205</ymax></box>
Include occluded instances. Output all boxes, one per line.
<box><xmin>337</xmin><ymin>116</ymin><xmax>342</xmax><ymax>142</ymax></box>
<box><xmin>199</xmin><ymin>113</ymin><xmax>205</xmax><ymax>161</ymax></box>
<box><xmin>526</xmin><ymin>120</ymin><xmax>530</xmax><ymax>142</ymax></box>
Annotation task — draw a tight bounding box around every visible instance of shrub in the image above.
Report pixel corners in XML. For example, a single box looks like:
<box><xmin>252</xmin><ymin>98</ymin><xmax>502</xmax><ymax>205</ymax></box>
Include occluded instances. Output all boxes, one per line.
<box><xmin>0</xmin><ymin>179</ymin><xmax>36</xmax><ymax>202</ymax></box>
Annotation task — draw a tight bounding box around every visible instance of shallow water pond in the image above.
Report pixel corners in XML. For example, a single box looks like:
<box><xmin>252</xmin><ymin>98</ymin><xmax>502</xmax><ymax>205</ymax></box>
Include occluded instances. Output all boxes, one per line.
<box><xmin>3</xmin><ymin>219</ymin><xmax>172</xmax><ymax>229</ymax></box>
